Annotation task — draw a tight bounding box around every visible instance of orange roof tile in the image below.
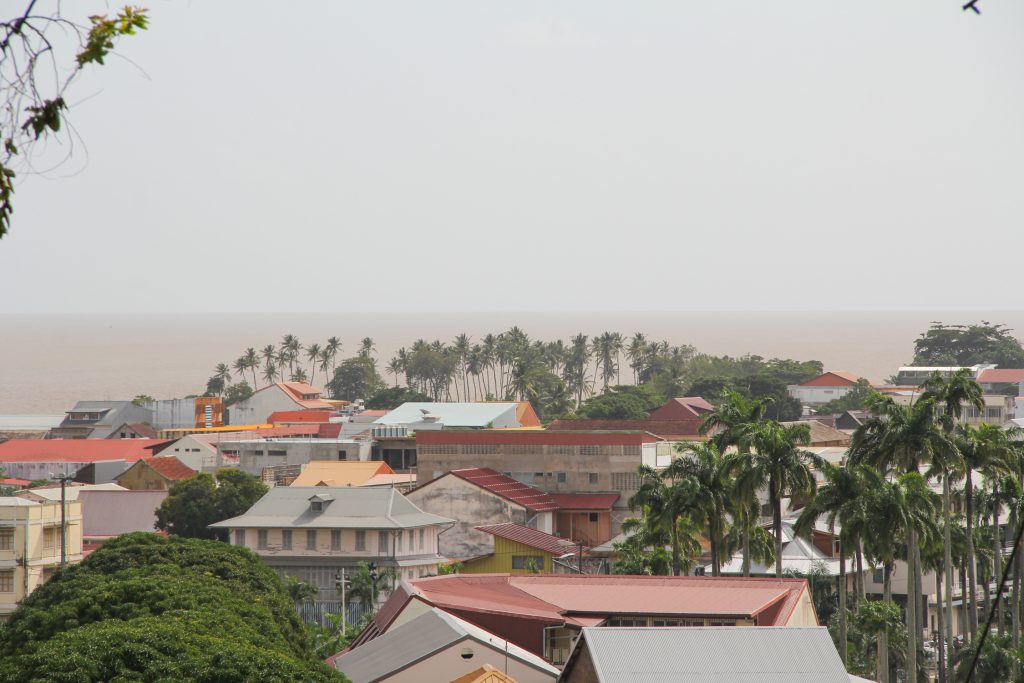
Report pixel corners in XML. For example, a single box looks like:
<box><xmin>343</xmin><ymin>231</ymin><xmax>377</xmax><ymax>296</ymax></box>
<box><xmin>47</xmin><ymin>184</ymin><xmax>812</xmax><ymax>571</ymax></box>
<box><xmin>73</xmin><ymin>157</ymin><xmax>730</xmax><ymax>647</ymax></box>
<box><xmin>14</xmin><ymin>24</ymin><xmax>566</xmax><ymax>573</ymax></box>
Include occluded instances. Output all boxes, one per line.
<box><xmin>144</xmin><ymin>456</ymin><xmax>196</xmax><ymax>481</ymax></box>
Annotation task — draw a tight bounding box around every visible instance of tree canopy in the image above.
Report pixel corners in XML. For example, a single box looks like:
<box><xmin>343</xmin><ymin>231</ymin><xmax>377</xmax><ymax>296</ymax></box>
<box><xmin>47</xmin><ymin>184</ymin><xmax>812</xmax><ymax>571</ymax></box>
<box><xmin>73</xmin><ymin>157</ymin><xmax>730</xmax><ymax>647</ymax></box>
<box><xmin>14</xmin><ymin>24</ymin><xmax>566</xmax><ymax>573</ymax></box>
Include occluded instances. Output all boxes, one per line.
<box><xmin>576</xmin><ymin>384</ymin><xmax>665</xmax><ymax>420</ymax></box>
<box><xmin>155</xmin><ymin>469</ymin><xmax>268</xmax><ymax>541</ymax></box>
<box><xmin>913</xmin><ymin>322</ymin><xmax>1024</xmax><ymax>367</ymax></box>
<box><xmin>0</xmin><ymin>533</ymin><xmax>346</xmax><ymax>682</ymax></box>
<box><xmin>327</xmin><ymin>356</ymin><xmax>385</xmax><ymax>402</ymax></box>
<box><xmin>365</xmin><ymin>385</ymin><xmax>432</xmax><ymax>410</ymax></box>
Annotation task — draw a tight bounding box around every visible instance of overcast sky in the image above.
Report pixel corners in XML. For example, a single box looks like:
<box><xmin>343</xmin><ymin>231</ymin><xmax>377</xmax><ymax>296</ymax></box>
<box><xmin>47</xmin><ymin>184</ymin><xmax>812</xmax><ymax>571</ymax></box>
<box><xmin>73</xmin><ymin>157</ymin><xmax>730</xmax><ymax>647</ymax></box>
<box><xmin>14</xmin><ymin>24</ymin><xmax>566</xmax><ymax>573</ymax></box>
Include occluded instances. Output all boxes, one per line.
<box><xmin>1</xmin><ymin>0</ymin><xmax>1022</xmax><ymax>313</ymax></box>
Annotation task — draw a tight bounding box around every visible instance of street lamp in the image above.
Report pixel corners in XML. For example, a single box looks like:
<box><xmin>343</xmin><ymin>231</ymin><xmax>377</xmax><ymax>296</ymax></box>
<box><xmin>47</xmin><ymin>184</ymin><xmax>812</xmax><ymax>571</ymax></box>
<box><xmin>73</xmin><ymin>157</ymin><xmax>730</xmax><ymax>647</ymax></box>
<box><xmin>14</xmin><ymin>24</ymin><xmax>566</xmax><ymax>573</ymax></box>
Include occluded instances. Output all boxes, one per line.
<box><xmin>48</xmin><ymin>472</ymin><xmax>74</xmax><ymax>569</ymax></box>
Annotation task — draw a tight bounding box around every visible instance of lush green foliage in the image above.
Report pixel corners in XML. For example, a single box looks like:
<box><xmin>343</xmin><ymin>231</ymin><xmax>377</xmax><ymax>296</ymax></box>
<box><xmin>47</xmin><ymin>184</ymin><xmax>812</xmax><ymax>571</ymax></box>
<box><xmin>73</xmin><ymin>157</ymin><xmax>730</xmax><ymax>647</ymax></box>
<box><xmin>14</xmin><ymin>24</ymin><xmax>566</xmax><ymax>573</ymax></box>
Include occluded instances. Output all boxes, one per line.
<box><xmin>328</xmin><ymin>356</ymin><xmax>385</xmax><ymax>401</ymax></box>
<box><xmin>365</xmin><ymin>385</ymin><xmax>433</xmax><ymax>409</ymax></box>
<box><xmin>155</xmin><ymin>469</ymin><xmax>268</xmax><ymax>541</ymax></box>
<box><xmin>576</xmin><ymin>384</ymin><xmax>664</xmax><ymax>420</ymax></box>
<box><xmin>0</xmin><ymin>533</ymin><xmax>345</xmax><ymax>682</ymax></box>
<box><xmin>812</xmin><ymin>378</ymin><xmax>874</xmax><ymax>415</ymax></box>
<box><xmin>913</xmin><ymin>322</ymin><xmax>1024</xmax><ymax>367</ymax></box>
<box><xmin>0</xmin><ymin>4</ymin><xmax>148</xmax><ymax>239</ymax></box>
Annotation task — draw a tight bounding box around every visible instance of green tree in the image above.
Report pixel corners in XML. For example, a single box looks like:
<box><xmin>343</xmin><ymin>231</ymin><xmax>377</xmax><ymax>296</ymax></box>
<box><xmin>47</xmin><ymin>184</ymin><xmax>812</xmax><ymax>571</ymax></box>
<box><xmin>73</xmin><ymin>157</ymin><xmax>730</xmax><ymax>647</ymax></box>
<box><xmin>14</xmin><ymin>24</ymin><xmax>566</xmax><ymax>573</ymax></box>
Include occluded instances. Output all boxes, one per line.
<box><xmin>732</xmin><ymin>421</ymin><xmax>821</xmax><ymax>577</ymax></box>
<box><xmin>667</xmin><ymin>442</ymin><xmax>733</xmax><ymax>576</ymax></box>
<box><xmin>365</xmin><ymin>386</ymin><xmax>433</xmax><ymax>410</ymax></box>
<box><xmin>224</xmin><ymin>381</ymin><xmax>254</xmax><ymax>406</ymax></box>
<box><xmin>576</xmin><ymin>384</ymin><xmax>665</xmax><ymax>420</ymax></box>
<box><xmin>628</xmin><ymin>465</ymin><xmax>707</xmax><ymax>576</ymax></box>
<box><xmin>812</xmin><ymin>379</ymin><xmax>874</xmax><ymax>414</ymax></box>
<box><xmin>0</xmin><ymin>4</ymin><xmax>149</xmax><ymax>239</ymax></box>
<box><xmin>913</xmin><ymin>322</ymin><xmax>1024</xmax><ymax>367</ymax></box>
<box><xmin>155</xmin><ymin>469</ymin><xmax>268</xmax><ymax>541</ymax></box>
<box><xmin>327</xmin><ymin>356</ymin><xmax>385</xmax><ymax>401</ymax></box>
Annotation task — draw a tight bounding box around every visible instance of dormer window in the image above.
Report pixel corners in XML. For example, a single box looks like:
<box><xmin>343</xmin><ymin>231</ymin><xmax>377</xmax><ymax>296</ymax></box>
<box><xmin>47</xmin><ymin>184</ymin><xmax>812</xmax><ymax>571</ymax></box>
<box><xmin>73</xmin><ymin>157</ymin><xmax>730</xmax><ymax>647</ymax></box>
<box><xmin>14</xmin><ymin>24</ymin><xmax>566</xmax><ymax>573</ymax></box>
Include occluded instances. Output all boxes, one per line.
<box><xmin>308</xmin><ymin>493</ymin><xmax>334</xmax><ymax>513</ymax></box>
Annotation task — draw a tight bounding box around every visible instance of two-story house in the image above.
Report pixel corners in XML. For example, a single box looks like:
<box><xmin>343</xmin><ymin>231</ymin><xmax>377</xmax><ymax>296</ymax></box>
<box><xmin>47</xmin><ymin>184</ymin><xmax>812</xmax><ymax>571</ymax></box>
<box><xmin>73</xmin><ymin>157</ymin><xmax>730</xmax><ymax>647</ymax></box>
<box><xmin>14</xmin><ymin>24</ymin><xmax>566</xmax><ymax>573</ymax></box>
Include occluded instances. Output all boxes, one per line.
<box><xmin>210</xmin><ymin>486</ymin><xmax>452</xmax><ymax>601</ymax></box>
<box><xmin>0</xmin><ymin>497</ymin><xmax>83</xmax><ymax>619</ymax></box>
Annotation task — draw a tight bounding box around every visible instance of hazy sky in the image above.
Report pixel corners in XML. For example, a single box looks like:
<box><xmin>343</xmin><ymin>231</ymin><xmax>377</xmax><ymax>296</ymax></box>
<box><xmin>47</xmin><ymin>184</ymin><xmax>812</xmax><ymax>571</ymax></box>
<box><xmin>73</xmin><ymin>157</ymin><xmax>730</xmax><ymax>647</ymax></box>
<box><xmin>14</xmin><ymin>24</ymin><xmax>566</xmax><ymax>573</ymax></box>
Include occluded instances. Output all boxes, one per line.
<box><xmin>2</xmin><ymin>1</ymin><xmax>1022</xmax><ymax>313</ymax></box>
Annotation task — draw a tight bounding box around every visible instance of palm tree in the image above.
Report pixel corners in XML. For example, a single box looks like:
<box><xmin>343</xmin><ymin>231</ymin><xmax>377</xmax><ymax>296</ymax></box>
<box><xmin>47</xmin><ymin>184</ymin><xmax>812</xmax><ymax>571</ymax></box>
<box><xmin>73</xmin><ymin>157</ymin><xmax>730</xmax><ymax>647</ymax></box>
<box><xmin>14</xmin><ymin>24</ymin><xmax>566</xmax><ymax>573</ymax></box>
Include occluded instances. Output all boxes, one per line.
<box><xmin>359</xmin><ymin>337</ymin><xmax>375</xmax><ymax>359</ymax></box>
<box><xmin>243</xmin><ymin>347</ymin><xmax>259</xmax><ymax>389</ymax></box>
<box><xmin>922</xmin><ymin>368</ymin><xmax>982</xmax><ymax>670</ymax></box>
<box><xmin>325</xmin><ymin>336</ymin><xmax>342</xmax><ymax>374</ymax></box>
<box><xmin>848</xmin><ymin>392</ymin><xmax>951</xmax><ymax>683</ymax></box>
<box><xmin>629</xmin><ymin>465</ymin><xmax>703</xmax><ymax>576</ymax></box>
<box><xmin>733</xmin><ymin>421</ymin><xmax>821</xmax><ymax>577</ymax></box>
<box><xmin>261</xmin><ymin>361</ymin><xmax>279</xmax><ymax>386</ymax></box>
<box><xmin>794</xmin><ymin>462</ymin><xmax>873</xmax><ymax>665</ymax></box>
<box><xmin>212</xmin><ymin>363</ymin><xmax>232</xmax><ymax>396</ymax></box>
<box><xmin>290</xmin><ymin>367</ymin><xmax>308</xmax><ymax>383</ymax></box>
<box><xmin>453</xmin><ymin>334</ymin><xmax>471</xmax><ymax>402</ymax></box>
<box><xmin>954</xmin><ymin>423</ymin><xmax>1017</xmax><ymax>635</ymax></box>
<box><xmin>305</xmin><ymin>343</ymin><xmax>322</xmax><ymax>386</ymax></box>
<box><xmin>667</xmin><ymin>442</ymin><xmax>733</xmax><ymax>576</ymax></box>
<box><xmin>280</xmin><ymin>335</ymin><xmax>301</xmax><ymax>376</ymax></box>
<box><xmin>626</xmin><ymin>333</ymin><xmax>647</xmax><ymax>383</ymax></box>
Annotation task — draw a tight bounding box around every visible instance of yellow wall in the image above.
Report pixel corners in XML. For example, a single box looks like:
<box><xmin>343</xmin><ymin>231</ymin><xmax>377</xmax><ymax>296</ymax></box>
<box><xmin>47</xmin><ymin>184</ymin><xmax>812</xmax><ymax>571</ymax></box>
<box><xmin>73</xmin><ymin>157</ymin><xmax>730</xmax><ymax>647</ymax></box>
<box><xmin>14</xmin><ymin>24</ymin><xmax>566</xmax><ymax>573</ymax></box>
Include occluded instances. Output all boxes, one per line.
<box><xmin>0</xmin><ymin>500</ymin><xmax>83</xmax><ymax>618</ymax></box>
<box><xmin>462</xmin><ymin>537</ymin><xmax>555</xmax><ymax>574</ymax></box>
<box><xmin>116</xmin><ymin>461</ymin><xmax>171</xmax><ymax>490</ymax></box>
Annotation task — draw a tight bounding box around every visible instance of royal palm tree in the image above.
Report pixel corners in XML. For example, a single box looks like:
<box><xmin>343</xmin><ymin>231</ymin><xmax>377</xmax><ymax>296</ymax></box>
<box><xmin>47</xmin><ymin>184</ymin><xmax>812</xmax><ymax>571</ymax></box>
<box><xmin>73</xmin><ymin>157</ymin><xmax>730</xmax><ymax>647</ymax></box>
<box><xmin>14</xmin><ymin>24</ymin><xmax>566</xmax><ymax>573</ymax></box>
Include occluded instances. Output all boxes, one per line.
<box><xmin>954</xmin><ymin>423</ymin><xmax>1016</xmax><ymax>635</ymax></box>
<box><xmin>667</xmin><ymin>442</ymin><xmax>733</xmax><ymax>576</ymax></box>
<box><xmin>733</xmin><ymin>421</ymin><xmax>821</xmax><ymax>578</ymax></box>
<box><xmin>629</xmin><ymin>465</ymin><xmax>704</xmax><ymax>576</ymax></box>
<box><xmin>794</xmin><ymin>462</ymin><xmax>873</xmax><ymax>665</ymax></box>
<box><xmin>848</xmin><ymin>392</ymin><xmax>951</xmax><ymax>683</ymax></box>
<box><xmin>922</xmin><ymin>368</ymin><xmax>983</xmax><ymax>655</ymax></box>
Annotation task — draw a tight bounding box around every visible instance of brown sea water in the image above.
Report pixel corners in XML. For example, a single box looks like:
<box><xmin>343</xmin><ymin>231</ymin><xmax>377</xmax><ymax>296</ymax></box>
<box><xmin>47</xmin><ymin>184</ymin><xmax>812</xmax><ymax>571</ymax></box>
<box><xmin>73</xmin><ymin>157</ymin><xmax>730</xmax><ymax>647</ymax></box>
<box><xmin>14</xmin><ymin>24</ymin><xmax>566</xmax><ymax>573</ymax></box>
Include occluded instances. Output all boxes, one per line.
<box><xmin>2</xmin><ymin>311</ymin><xmax>1022</xmax><ymax>414</ymax></box>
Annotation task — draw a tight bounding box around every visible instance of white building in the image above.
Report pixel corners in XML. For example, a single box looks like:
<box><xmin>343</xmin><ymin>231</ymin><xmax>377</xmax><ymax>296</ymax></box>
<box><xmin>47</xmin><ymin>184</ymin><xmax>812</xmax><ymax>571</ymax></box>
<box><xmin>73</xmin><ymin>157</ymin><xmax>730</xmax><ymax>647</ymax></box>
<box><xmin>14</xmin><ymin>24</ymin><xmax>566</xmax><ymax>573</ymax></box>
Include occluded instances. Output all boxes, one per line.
<box><xmin>787</xmin><ymin>371</ymin><xmax>864</xmax><ymax>406</ymax></box>
<box><xmin>226</xmin><ymin>382</ymin><xmax>333</xmax><ymax>426</ymax></box>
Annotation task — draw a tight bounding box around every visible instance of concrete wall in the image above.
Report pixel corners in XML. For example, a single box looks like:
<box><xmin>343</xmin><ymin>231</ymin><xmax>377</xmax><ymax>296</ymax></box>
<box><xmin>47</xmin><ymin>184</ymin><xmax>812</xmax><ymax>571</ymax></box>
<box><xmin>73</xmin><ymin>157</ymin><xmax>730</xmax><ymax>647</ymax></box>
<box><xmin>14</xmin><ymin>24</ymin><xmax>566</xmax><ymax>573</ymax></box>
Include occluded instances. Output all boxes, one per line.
<box><xmin>406</xmin><ymin>476</ymin><xmax>545</xmax><ymax>560</ymax></box>
<box><xmin>788</xmin><ymin>385</ymin><xmax>855</xmax><ymax>405</ymax></box>
<box><xmin>227</xmin><ymin>388</ymin><xmax>295</xmax><ymax>426</ymax></box>
<box><xmin>226</xmin><ymin>440</ymin><xmax>369</xmax><ymax>475</ymax></box>
<box><xmin>142</xmin><ymin>399</ymin><xmax>196</xmax><ymax>431</ymax></box>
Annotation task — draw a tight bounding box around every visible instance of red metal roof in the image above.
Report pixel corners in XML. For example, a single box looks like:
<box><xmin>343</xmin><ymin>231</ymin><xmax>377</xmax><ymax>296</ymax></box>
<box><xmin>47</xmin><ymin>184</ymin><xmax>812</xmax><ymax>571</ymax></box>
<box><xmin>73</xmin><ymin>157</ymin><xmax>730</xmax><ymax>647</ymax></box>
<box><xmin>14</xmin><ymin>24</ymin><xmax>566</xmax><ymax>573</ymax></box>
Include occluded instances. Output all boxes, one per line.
<box><xmin>125</xmin><ymin>423</ymin><xmax>158</xmax><ymax>438</ymax></box>
<box><xmin>0</xmin><ymin>439</ymin><xmax>168</xmax><ymax>463</ymax></box>
<box><xmin>0</xmin><ymin>477</ymin><xmax>31</xmax><ymax>487</ymax></box>
<box><xmin>143</xmin><ymin>456</ymin><xmax>196</xmax><ymax>481</ymax></box>
<box><xmin>266</xmin><ymin>410</ymin><xmax>334</xmax><ymax>424</ymax></box>
<box><xmin>979</xmin><ymin>368</ymin><xmax>1024</xmax><ymax>384</ymax></box>
<box><xmin>445</xmin><ymin>468</ymin><xmax>559</xmax><ymax>513</ymax></box>
<box><xmin>374</xmin><ymin>574</ymin><xmax>810</xmax><ymax>630</ymax></box>
<box><xmin>416</xmin><ymin>431</ymin><xmax>660</xmax><ymax>446</ymax></box>
<box><xmin>647</xmin><ymin>397</ymin><xmax>714</xmax><ymax>421</ymax></box>
<box><xmin>477</xmin><ymin>523</ymin><xmax>581</xmax><ymax>556</ymax></box>
<box><xmin>548</xmin><ymin>419</ymin><xmax>703</xmax><ymax>438</ymax></box>
<box><xmin>800</xmin><ymin>371</ymin><xmax>862</xmax><ymax>387</ymax></box>
<box><xmin>549</xmin><ymin>493</ymin><xmax>620</xmax><ymax>510</ymax></box>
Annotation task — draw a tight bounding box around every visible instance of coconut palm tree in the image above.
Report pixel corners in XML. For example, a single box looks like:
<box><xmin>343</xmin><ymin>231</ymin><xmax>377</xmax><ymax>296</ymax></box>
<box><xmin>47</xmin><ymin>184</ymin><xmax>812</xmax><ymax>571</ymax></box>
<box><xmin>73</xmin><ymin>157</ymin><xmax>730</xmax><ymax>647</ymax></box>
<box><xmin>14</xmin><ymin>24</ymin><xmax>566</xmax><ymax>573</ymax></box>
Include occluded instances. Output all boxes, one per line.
<box><xmin>212</xmin><ymin>363</ymin><xmax>232</xmax><ymax>396</ymax></box>
<box><xmin>305</xmin><ymin>343</ymin><xmax>322</xmax><ymax>386</ymax></box>
<box><xmin>667</xmin><ymin>442</ymin><xmax>733</xmax><ymax>576</ymax></box>
<box><xmin>359</xmin><ymin>337</ymin><xmax>375</xmax><ymax>359</ymax></box>
<box><xmin>626</xmin><ymin>333</ymin><xmax>648</xmax><ymax>383</ymax></box>
<box><xmin>243</xmin><ymin>347</ymin><xmax>259</xmax><ymax>389</ymax></box>
<box><xmin>794</xmin><ymin>462</ymin><xmax>874</xmax><ymax>665</ymax></box>
<box><xmin>325</xmin><ymin>336</ymin><xmax>342</xmax><ymax>374</ymax></box>
<box><xmin>262</xmin><ymin>361</ymin><xmax>279</xmax><ymax>386</ymax></box>
<box><xmin>733</xmin><ymin>421</ymin><xmax>821</xmax><ymax>578</ymax></box>
<box><xmin>289</xmin><ymin>367</ymin><xmax>308</xmax><ymax>383</ymax></box>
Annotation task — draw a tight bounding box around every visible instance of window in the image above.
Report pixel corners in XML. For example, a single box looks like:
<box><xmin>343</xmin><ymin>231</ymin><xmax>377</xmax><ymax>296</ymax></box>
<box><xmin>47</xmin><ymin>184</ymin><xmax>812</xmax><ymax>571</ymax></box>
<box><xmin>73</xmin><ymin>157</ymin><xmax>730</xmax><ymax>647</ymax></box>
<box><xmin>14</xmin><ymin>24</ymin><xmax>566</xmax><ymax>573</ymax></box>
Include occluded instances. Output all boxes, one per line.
<box><xmin>281</xmin><ymin>530</ymin><xmax>292</xmax><ymax>550</ymax></box>
<box><xmin>306</xmin><ymin>530</ymin><xmax>317</xmax><ymax>550</ymax></box>
<box><xmin>0</xmin><ymin>570</ymin><xmax>12</xmax><ymax>593</ymax></box>
<box><xmin>408</xmin><ymin>530</ymin><xmax>415</xmax><ymax>550</ymax></box>
<box><xmin>257</xmin><ymin>530</ymin><xmax>268</xmax><ymax>549</ymax></box>
<box><xmin>43</xmin><ymin>527</ymin><xmax>57</xmax><ymax>549</ymax></box>
<box><xmin>331</xmin><ymin>530</ymin><xmax>341</xmax><ymax>550</ymax></box>
<box><xmin>986</xmin><ymin>407</ymin><xmax>1002</xmax><ymax>420</ymax></box>
<box><xmin>268</xmin><ymin>449</ymin><xmax>286</xmax><ymax>457</ymax></box>
<box><xmin>511</xmin><ymin>555</ymin><xmax>545</xmax><ymax>570</ymax></box>
<box><xmin>607</xmin><ymin>616</ymin><xmax>647</xmax><ymax>627</ymax></box>
<box><xmin>338</xmin><ymin>450</ymin><xmax>348</xmax><ymax>461</ymax></box>
<box><xmin>419</xmin><ymin>528</ymin><xmax>425</xmax><ymax>551</ymax></box>
<box><xmin>873</xmin><ymin>567</ymin><xmax>884</xmax><ymax>584</ymax></box>
<box><xmin>233</xmin><ymin>529</ymin><xmax>245</xmax><ymax>547</ymax></box>
<box><xmin>611</xmin><ymin>472</ymin><xmax>640</xmax><ymax>491</ymax></box>
<box><xmin>378</xmin><ymin>530</ymin><xmax>389</xmax><ymax>553</ymax></box>
<box><xmin>556</xmin><ymin>472</ymin><xmax>566</xmax><ymax>484</ymax></box>
<box><xmin>396</xmin><ymin>533</ymin><xmax>403</xmax><ymax>554</ymax></box>
<box><xmin>589</xmin><ymin>473</ymin><xmax>599</xmax><ymax>485</ymax></box>
<box><xmin>310</xmin><ymin>501</ymin><xmax>323</xmax><ymax>512</ymax></box>
<box><xmin>0</xmin><ymin>529</ymin><xmax>12</xmax><ymax>551</ymax></box>
<box><xmin>589</xmin><ymin>513</ymin><xmax>599</xmax><ymax>523</ymax></box>
<box><xmin>355</xmin><ymin>530</ymin><xmax>366</xmax><ymax>551</ymax></box>
<box><xmin>580</xmin><ymin>445</ymin><xmax>600</xmax><ymax>456</ymax></box>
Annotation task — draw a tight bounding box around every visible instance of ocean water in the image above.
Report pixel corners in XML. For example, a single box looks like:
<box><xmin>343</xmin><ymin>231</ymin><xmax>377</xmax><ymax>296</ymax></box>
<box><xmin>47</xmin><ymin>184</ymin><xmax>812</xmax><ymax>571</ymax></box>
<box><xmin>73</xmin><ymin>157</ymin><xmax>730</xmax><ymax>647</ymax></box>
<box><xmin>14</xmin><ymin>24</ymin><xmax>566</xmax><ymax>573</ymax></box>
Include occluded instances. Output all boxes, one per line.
<box><xmin>2</xmin><ymin>311</ymin><xmax>1022</xmax><ymax>414</ymax></box>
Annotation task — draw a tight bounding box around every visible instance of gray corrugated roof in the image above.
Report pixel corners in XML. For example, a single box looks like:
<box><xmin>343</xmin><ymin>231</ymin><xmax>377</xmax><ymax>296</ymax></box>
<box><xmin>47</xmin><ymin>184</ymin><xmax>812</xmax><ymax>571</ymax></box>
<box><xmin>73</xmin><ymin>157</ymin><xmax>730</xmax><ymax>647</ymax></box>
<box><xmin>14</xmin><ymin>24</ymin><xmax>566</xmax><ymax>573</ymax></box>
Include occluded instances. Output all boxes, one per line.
<box><xmin>210</xmin><ymin>486</ymin><xmax>453</xmax><ymax>529</ymax></box>
<box><xmin>332</xmin><ymin>607</ymin><xmax>558</xmax><ymax>682</ymax></box>
<box><xmin>374</xmin><ymin>402</ymin><xmax>519</xmax><ymax>427</ymax></box>
<box><xmin>566</xmin><ymin>627</ymin><xmax>848</xmax><ymax>683</ymax></box>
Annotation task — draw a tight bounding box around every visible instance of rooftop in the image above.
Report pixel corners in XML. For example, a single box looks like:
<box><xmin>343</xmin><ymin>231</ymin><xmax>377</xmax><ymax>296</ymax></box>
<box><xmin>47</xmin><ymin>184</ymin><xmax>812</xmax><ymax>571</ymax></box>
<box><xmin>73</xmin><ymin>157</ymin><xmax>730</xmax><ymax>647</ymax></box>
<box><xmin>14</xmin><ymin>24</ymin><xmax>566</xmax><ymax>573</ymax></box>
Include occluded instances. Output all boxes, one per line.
<box><xmin>266</xmin><ymin>410</ymin><xmax>336</xmax><ymax>424</ymax></box>
<box><xmin>0</xmin><ymin>439</ymin><xmax>168</xmax><ymax>463</ymax></box>
<box><xmin>440</xmin><ymin>468</ymin><xmax>559</xmax><ymax>513</ymax></box>
<box><xmin>416</xmin><ymin>431</ymin><xmax>660</xmax><ymax>447</ymax></box>
<box><xmin>141</xmin><ymin>456</ymin><xmax>197</xmax><ymax>481</ymax></box>
<box><xmin>547</xmin><ymin>419</ymin><xmax>703</xmax><ymax>439</ymax></box>
<box><xmin>798</xmin><ymin>371</ymin><xmax>862</xmax><ymax>387</ymax></box>
<box><xmin>210</xmin><ymin>486</ymin><xmax>453</xmax><ymax>530</ymax></box>
<box><xmin>374</xmin><ymin>402</ymin><xmax>524</xmax><ymax>428</ymax></box>
<box><xmin>290</xmin><ymin>460</ymin><xmax>395</xmax><ymax>487</ymax></box>
<box><xmin>567</xmin><ymin>626</ymin><xmax>849</xmax><ymax>683</ymax></box>
<box><xmin>329</xmin><ymin>607</ymin><xmax>558</xmax><ymax>681</ymax></box>
<box><xmin>979</xmin><ymin>368</ymin><xmax>1024</xmax><ymax>383</ymax></box>
<box><xmin>477</xmin><ymin>523</ymin><xmax>581</xmax><ymax>556</ymax></box>
<box><xmin>549</xmin><ymin>493</ymin><xmax>620</xmax><ymax>510</ymax></box>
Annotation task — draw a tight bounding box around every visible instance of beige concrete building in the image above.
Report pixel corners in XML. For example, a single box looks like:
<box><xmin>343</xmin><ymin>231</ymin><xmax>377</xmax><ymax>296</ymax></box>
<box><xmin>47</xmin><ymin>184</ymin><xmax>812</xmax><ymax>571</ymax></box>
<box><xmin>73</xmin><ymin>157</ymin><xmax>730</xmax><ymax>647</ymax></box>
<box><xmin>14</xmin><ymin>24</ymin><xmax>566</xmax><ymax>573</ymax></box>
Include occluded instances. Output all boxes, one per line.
<box><xmin>0</xmin><ymin>497</ymin><xmax>83</xmax><ymax>619</ymax></box>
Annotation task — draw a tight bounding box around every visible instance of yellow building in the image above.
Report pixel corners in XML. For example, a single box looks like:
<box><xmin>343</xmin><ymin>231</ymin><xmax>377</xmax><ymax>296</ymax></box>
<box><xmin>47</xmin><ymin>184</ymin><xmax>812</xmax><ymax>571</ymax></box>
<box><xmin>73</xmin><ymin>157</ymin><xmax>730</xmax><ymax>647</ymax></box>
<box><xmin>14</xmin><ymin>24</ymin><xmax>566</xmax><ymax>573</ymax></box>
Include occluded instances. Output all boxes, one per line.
<box><xmin>463</xmin><ymin>523</ymin><xmax>579</xmax><ymax>574</ymax></box>
<box><xmin>0</xmin><ymin>497</ymin><xmax>83</xmax><ymax>619</ymax></box>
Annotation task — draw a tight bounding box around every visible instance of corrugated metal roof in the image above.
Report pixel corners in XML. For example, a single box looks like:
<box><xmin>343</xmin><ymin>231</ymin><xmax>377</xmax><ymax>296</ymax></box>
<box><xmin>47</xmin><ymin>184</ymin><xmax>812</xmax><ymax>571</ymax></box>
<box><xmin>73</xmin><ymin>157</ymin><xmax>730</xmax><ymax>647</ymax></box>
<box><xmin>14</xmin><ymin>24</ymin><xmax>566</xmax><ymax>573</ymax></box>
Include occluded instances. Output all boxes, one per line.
<box><xmin>477</xmin><ymin>523</ymin><xmax>580</xmax><ymax>556</ymax></box>
<box><xmin>567</xmin><ymin>626</ymin><xmax>848</xmax><ymax>682</ymax></box>
<box><xmin>209</xmin><ymin>486</ymin><xmax>453</xmax><ymax>529</ymax></box>
<box><xmin>330</xmin><ymin>607</ymin><xmax>558</xmax><ymax>682</ymax></box>
<box><xmin>375</xmin><ymin>402</ymin><xmax>520</xmax><ymax>428</ymax></box>
<box><xmin>448</xmin><ymin>468</ymin><xmax>559</xmax><ymax>513</ymax></box>
<box><xmin>290</xmin><ymin>461</ymin><xmax>393</xmax><ymax>487</ymax></box>
<box><xmin>0</xmin><ymin>439</ymin><xmax>167</xmax><ymax>463</ymax></box>
<box><xmin>416</xmin><ymin>431</ymin><xmax>661</xmax><ymax>446</ymax></box>
<box><xmin>549</xmin><ymin>493</ymin><xmax>620</xmax><ymax>510</ymax></box>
